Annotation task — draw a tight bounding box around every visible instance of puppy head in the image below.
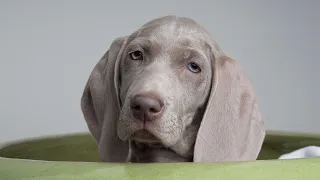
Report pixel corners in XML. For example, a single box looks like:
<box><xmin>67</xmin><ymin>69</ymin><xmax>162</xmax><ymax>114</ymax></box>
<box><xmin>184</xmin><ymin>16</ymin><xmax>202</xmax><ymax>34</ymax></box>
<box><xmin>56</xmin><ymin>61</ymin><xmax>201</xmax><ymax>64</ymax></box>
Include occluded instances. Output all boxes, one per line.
<box><xmin>81</xmin><ymin>15</ymin><xmax>265</xmax><ymax>162</ymax></box>
<box><xmin>117</xmin><ymin>16</ymin><xmax>214</xmax><ymax>157</ymax></box>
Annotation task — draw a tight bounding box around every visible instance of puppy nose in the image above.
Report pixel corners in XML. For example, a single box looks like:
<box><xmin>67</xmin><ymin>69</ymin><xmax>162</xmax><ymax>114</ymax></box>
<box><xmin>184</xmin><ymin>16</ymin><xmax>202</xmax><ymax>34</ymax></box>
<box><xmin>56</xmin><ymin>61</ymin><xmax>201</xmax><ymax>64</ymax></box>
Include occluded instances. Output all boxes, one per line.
<box><xmin>130</xmin><ymin>94</ymin><xmax>164</xmax><ymax>121</ymax></box>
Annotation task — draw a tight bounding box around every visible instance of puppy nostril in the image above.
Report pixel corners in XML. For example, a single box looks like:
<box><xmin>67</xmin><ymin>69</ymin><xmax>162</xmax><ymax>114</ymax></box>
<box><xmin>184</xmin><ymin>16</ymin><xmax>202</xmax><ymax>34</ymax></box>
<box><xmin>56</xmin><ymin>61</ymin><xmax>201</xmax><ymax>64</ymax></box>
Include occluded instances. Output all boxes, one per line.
<box><xmin>149</xmin><ymin>108</ymin><xmax>157</xmax><ymax>113</ymax></box>
<box><xmin>132</xmin><ymin>105</ymin><xmax>141</xmax><ymax>111</ymax></box>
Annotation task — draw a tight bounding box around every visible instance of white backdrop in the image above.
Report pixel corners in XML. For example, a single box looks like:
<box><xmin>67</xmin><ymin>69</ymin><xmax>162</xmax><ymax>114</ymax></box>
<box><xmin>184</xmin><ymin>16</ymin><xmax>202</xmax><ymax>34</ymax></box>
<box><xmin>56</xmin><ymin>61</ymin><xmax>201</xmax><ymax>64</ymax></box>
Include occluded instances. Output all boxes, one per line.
<box><xmin>1</xmin><ymin>0</ymin><xmax>319</xmax><ymax>143</ymax></box>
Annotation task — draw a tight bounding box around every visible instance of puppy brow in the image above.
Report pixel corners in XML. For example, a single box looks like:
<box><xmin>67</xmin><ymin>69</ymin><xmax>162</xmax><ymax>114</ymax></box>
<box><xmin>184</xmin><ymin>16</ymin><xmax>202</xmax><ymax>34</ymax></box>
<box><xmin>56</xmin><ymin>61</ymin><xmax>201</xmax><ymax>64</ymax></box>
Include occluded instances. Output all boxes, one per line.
<box><xmin>178</xmin><ymin>39</ymin><xmax>191</xmax><ymax>47</ymax></box>
<box><xmin>176</xmin><ymin>49</ymin><xmax>194</xmax><ymax>60</ymax></box>
<box><xmin>176</xmin><ymin>48</ymin><xmax>205</xmax><ymax>61</ymax></box>
<box><xmin>127</xmin><ymin>38</ymin><xmax>153</xmax><ymax>52</ymax></box>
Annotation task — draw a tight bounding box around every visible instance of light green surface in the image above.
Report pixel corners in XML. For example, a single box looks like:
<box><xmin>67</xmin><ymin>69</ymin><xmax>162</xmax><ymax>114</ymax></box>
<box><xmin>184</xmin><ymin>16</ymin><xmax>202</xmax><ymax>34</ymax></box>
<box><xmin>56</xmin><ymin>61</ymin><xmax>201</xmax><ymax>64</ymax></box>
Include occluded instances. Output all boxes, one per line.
<box><xmin>1</xmin><ymin>131</ymin><xmax>320</xmax><ymax>180</ymax></box>
<box><xmin>1</xmin><ymin>157</ymin><xmax>320</xmax><ymax>180</ymax></box>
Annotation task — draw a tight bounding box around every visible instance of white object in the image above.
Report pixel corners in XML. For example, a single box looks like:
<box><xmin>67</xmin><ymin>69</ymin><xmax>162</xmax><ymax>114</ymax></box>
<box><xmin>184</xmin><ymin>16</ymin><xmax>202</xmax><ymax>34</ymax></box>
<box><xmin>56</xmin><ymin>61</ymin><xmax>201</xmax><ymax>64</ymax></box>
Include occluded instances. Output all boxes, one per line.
<box><xmin>278</xmin><ymin>146</ymin><xmax>320</xmax><ymax>159</ymax></box>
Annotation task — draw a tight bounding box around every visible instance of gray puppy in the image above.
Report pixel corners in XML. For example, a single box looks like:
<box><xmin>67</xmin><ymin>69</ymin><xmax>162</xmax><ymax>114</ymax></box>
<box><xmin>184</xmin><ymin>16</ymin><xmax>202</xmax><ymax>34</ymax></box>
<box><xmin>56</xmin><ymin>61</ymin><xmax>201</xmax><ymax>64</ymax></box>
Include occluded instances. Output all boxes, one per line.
<box><xmin>81</xmin><ymin>15</ymin><xmax>265</xmax><ymax>163</ymax></box>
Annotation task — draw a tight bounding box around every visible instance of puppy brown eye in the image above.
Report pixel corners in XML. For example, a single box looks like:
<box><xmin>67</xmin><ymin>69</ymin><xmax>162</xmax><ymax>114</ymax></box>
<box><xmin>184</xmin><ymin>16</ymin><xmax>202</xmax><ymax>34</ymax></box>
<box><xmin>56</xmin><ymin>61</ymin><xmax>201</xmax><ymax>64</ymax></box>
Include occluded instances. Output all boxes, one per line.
<box><xmin>187</xmin><ymin>62</ymin><xmax>201</xmax><ymax>73</ymax></box>
<box><xmin>129</xmin><ymin>51</ymin><xmax>143</xmax><ymax>60</ymax></box>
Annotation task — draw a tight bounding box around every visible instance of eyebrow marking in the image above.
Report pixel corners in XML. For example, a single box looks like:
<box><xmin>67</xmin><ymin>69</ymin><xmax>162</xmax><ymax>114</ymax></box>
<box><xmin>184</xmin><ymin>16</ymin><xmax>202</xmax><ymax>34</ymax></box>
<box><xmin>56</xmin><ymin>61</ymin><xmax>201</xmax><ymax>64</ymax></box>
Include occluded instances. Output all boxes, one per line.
<box><xmin>177</xmin><ymin>46</ymin><xmax>207</xmax><ymax>60</ymax></box>
<box><xmin>183</xmin><ymin>50</ymin><xmax>192</xmax><ymax>59</ymax></box>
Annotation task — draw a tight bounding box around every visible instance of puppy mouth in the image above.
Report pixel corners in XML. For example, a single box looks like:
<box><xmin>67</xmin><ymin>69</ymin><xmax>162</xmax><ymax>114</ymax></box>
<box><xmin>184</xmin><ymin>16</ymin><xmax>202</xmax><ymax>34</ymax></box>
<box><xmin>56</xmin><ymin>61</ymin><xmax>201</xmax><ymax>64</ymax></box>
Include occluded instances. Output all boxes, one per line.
<box><xmin>131</xmin><ymin>129</ymin><xmax>160</xmax><ymax>142</ymax></box>
<box><xmin>130</xmin><ymin>130</ymin><xmax>168</xmax><ymax>149</ymax></box>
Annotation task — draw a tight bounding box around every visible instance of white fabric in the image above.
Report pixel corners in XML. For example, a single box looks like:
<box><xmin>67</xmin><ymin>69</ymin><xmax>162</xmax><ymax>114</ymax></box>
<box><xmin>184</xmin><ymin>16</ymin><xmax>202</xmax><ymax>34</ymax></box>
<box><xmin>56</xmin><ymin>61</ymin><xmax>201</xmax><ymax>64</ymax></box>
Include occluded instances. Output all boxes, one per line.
<box><xmin>278</xmin><ymin>146</ymin><xmax>320</xmax><ymax>159</ymax></box>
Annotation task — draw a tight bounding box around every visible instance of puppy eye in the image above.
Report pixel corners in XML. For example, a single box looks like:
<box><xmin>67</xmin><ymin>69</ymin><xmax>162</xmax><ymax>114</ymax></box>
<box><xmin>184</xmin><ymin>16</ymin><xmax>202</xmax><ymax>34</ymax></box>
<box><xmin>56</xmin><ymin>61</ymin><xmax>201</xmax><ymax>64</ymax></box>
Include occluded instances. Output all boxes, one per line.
<box><xmin>187</xmin><ymin>62</ymin><xmax>201</xmax><ymax>73</ymax></box>
<box><xmin>129</xmin><ymin>50</ymin><xmax>143</xmax><ymax>60</ymax></box>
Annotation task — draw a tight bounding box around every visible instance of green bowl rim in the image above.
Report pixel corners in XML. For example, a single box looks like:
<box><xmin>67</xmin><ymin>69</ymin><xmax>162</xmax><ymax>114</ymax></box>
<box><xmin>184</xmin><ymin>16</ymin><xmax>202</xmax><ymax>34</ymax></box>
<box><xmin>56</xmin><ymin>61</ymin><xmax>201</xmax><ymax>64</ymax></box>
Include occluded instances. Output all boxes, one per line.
<box><xmin>1</xmin><ymin>130</ymin><xmax>320</xmax><ymax>163</ymax></box>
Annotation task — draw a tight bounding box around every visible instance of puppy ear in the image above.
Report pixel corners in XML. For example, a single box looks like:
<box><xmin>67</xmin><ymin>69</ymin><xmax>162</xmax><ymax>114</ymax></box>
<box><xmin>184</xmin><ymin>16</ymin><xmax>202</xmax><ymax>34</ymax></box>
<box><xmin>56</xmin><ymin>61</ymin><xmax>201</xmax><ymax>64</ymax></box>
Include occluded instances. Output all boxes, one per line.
<box><xmin>81</xmin><ymin>37</ymin><xmax>129</xmax><ymax>162</ymax></box>
<box><xmin>194</xmin><ymin>55</ymin><xmax>265</xmax><ymax>162</ymax></box>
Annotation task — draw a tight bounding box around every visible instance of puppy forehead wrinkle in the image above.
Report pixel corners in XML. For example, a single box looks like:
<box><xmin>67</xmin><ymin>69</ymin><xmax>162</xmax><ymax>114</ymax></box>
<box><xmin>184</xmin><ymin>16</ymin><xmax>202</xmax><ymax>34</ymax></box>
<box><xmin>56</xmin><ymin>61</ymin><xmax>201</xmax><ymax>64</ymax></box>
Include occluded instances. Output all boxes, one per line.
<box><xmin>138</xmin><ymin>33</ymin><xmax>208</xmax><ymax>60</ymax></box>
<box><xmin>135</xmin><ymin>15</ymin><xmax>225</xmax><ymax>55</ymax></box>
<box><xmin>138</xmin><ymin>18</ymin><xmax>197</xmax><ymax>40</ymax></box>
<box><xmin>133</xmin><ymin>18</ymin><xmax>212</xmax><ymax>51</ymax></box>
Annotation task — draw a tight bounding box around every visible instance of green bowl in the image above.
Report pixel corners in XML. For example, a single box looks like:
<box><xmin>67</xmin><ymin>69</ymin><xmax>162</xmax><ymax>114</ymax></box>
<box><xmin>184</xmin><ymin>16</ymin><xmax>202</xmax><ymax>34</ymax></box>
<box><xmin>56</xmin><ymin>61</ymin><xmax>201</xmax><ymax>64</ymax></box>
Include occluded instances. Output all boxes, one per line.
<box><xmin>1</xmin><ymin>131</ymin><xmax>320</xmax><ymax>180</ymax></box>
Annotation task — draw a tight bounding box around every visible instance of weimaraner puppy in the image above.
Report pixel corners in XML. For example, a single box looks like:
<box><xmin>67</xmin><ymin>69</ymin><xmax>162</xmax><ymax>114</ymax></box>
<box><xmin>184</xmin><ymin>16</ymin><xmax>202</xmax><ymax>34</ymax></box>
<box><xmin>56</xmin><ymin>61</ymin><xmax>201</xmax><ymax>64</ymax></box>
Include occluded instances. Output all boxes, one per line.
<box><xmin>81</xmin><ymin>15</ymin><xmax>265</xmax><ymax>163</ymax></box>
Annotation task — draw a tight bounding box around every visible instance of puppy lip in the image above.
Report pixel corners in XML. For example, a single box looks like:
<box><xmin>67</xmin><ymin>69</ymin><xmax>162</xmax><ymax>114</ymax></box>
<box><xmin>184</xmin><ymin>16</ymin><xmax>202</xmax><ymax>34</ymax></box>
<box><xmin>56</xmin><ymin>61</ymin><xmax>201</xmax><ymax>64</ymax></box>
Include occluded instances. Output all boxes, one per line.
<box><xmin>131</xmin><ymin>129</ymin><xmax>160</xmax><ymax>143</ymax></box>
<box><xmin>130</xmin><ymin>129</ymin><xmax>173</xmax><ymax>150</ymax></box>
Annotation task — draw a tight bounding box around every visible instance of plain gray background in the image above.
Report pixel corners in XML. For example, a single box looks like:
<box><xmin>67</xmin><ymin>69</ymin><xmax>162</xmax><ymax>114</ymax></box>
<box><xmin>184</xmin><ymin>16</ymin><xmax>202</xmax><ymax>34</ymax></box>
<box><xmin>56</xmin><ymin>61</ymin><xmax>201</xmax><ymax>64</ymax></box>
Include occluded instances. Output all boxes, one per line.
<box><xmin>0</xmin><ymin>0</ymin><xmax>319</xmax><ymax>143</ymax></box>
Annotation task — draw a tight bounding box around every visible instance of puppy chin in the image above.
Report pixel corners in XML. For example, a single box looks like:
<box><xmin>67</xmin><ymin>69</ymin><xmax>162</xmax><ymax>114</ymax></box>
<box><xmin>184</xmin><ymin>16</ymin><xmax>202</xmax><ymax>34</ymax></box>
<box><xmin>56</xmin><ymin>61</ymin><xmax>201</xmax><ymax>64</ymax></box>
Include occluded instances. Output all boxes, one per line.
<box><xmin>130</xmin><ymin>129</ymin><xmax>161</xmax><ymax>143</ymax></box>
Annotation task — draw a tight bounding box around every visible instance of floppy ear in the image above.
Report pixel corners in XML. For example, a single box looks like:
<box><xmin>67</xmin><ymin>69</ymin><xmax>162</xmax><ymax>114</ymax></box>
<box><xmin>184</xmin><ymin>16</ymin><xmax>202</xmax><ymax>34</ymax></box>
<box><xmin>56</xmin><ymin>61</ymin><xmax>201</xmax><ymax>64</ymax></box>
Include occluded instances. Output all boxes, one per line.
<box><xmin>194</xmin><ymin>55</ymin><xmax>265</xmax><ymax>162</ymax></box>
<box><xmin>81</xmin><ymin>37</ymin><xmax>129</xmax><ymax>162</ymax></box>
